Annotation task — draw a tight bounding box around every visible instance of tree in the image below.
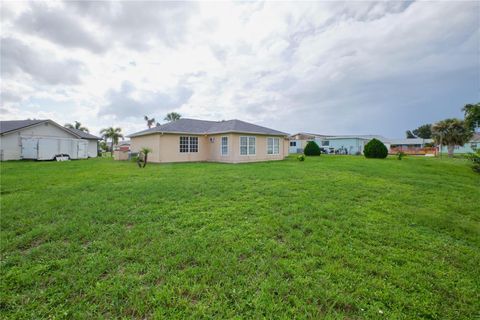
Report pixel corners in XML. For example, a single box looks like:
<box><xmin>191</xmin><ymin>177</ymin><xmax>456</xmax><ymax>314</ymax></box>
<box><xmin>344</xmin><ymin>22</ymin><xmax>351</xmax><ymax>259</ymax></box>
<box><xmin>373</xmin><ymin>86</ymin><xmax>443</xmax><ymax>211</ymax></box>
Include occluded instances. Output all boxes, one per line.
<box><xmin>100</xmin><ymin>127</ymin><xmax>124</xmax><ymax>155</ymax></box>
<box><xmin>304</xmin><ymin>141</ymin><xmax>321</xmax><ymax>156</ymax></box>
<box><xmin>137</xmin><ymin>147</ymin><xmax>152</xmax><ymax>168</ymax></box>
<box><xmin>432</xmin><ymin>118</ymin><xmax>472</xmax><ymax>157</ymax></box>
<box><xmin>164</xmin><ymin>112</ymin><xmax>181</xmax><ymax>122</ymax></box>
<box><xmin>406</xmin><ymin>130</ymin><xmax>416</xmax><ymax>139</ymax></box>
<box><xmin>144</xmin><ymin>115</ymin><xmax>155</xmax><ymax>128</ymax></box>
<box><xmin>463</xmin><ymin>103</ymin><xmax>480</xmax><ymax>131</ymax></box>
<box><xmin>412</xmin><ymin>124</ymin><xmax>432</xmax><ymax>139</ymax></box>
<box><xmin>364</xmin><ymin>138</ymin><xmax>388</xmax><ymax>159</ymax></box>
<box><xmin>65</xmin><ymin>121</ymin><xmax>89</xmax><ymax>132</ymax></box>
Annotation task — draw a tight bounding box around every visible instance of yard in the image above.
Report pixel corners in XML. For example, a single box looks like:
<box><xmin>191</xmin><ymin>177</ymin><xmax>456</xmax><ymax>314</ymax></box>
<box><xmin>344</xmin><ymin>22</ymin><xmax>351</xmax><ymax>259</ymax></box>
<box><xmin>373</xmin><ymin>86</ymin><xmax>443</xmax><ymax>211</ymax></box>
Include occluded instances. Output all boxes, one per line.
<box><xmin>1</xmin><ymin>156</ymin><xmax>479</xmax><ymax>319</ymax></box>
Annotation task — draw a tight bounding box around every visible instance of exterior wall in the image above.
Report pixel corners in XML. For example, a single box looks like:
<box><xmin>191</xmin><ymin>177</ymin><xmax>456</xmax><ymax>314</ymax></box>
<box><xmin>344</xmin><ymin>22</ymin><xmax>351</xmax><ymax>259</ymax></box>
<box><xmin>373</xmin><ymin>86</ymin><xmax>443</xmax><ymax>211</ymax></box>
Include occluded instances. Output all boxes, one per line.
<box><xmin>0</xmin><ymin>134</ymin><xmax>21</xmax><ymax>160</ymax></box>
<box><xmin>228</xmin><ymin>133</ymin><xmax>286</xmax><ymax>163</ymax></box>
<box><xmin>0</xmin><ymin>122</ymin><xmax>78</xmax><ymax>161</ymax></box>
<box><xmin>207</xmin><ymin>134</ymin><xmax>236</xmax><ymax>163</ymax></box>
<box><xmin>130</xmin><ymin>133</ymin><xmax>288</xmax><ymax>163</ymax></box>
<box><xmin>158</xmin><ymin>134</ymin><xmax>209</xmax><ymax>163</ymax></box>
<box><xmin>87</xmin><ymin>140</ymin><xmax>98</xmax><ymax>158</ymax></box>
<box><xmin>130</xmin><ymin>134</ymin><xmax>161</xmax><ymax>163</ymax></box>
<box><xmin>288</xmin><ymin>139</ymin><xmax>310</xmax><ymax>154</ymax></box>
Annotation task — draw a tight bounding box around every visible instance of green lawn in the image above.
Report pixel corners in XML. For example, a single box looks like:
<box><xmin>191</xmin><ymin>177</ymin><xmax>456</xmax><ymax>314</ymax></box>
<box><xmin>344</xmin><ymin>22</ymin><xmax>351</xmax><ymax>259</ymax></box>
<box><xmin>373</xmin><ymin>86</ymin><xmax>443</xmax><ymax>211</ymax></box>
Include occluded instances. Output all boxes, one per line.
<box><xmin>1</xmin><ymin>156</ymin><xmax>479</xmax><ymax>319</ymax></box>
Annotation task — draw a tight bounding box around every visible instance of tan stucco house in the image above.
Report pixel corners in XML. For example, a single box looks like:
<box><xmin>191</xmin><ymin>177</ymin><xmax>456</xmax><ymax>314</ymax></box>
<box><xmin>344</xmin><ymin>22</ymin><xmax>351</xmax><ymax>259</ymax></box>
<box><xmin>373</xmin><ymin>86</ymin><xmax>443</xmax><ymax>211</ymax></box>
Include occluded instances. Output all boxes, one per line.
<box><xmin>128</xmin><ymin>118</ymin><xmax>289</xmax><ymax>163</ymax></box>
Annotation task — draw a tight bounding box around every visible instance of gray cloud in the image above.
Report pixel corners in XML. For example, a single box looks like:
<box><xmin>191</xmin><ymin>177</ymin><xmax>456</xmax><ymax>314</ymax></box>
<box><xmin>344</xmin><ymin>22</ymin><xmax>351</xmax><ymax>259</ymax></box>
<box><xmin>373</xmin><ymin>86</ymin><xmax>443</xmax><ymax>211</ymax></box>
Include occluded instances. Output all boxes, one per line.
<box><xmin>98</xmin><ymin>81</ymin><xmax>193</xmax><ymax>120</ymax></box>
<box><xmin>16</xmin><ymin>3</ymin><xmax>107</xmax><ymax>53</ymax></box>
<box><xmin>1</xmin><ymin>37</ymin><xmax>84</xmax><ymax>85</ymax></box>
<box><xmin>67</xmin><ymin>1</ymin><xmax>198</xmax><ymax>51</ymax></box>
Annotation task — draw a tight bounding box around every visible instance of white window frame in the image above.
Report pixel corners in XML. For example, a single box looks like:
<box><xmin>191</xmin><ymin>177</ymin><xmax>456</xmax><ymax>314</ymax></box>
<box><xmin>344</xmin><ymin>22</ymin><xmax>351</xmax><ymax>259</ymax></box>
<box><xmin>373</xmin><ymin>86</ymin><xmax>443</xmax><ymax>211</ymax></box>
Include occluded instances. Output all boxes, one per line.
<box><xmin>221</xmin><ymin>136</ymin><xmax>228</xmax><ymax>156</ymax></box>
<box><xmin>267</xmin><ymin>137</ymin><xmax>280</xmax><ymax>155</ymax></box>
<box><xmin>179</xmin><ymin>136</ymin><xmax>199</xmax><ymax>153</ymax></box>
<box><xmin>240</xmin><ymin>136</ymin><xmax>256</xmax><ymax>155</ymax></box>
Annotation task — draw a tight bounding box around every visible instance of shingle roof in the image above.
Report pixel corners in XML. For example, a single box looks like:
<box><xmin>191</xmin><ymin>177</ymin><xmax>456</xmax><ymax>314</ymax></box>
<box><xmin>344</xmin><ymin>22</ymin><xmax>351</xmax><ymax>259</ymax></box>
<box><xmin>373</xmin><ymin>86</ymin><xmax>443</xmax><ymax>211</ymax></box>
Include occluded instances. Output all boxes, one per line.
<box><xmin>0</xmin><ymin>119</ymin><xmax>100</xmax><ymax>140</ymax></box>
<box><xmin>65</xmin><ymin>127</ymin><xmax>101</xmax><ymax>140</ymax></box>
<box><xmin>0</xmin><ymin>120</ymin><xmax>46</xmax><ymax>134</ymax></box>
<box><xmin>128</xmin><ymin>118</ymin><xmax>288</xmax><ymax>137</ymax></box>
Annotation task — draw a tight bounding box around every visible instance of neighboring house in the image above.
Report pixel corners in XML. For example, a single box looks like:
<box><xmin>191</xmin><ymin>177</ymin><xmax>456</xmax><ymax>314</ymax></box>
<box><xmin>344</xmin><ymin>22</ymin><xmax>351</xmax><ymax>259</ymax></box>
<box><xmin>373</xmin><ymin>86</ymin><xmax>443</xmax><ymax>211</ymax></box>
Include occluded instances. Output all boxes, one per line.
<box><xmin>389</xmin><ymin>138</ymin><xmax>435</xmax><ymax>155</ymax></box>
<box><xmin>314</xmin><ymin>135</ymin><xmax>388</xmax><ymax>155</ymax></box>
<box><xmin>439</xmin><ymin>133</ymin><xmax>479</xmax><ymax>154</ymax></box>
<box><xmin>288</xmin><ymin>132</ymin><xmax>326</xmax><ymax>153</ymax></box>
<box><xmin>128</xmin><ymin>118</ymin><xmax>289</xmax><ymax>163</ymax></box>
<box><xmin>113</xmin><ymin>140</ymin><xmax>131</xmax><ymax>161</ymax></box>
<box><xmin>289</xmin><ymin>133</ymin><xmax>388</xmax><ymax>155</ymax></box>
<box><xmin>0</xmin><ymin>119</ymin><xmax>100</xmax><ymax>161</ymax></box>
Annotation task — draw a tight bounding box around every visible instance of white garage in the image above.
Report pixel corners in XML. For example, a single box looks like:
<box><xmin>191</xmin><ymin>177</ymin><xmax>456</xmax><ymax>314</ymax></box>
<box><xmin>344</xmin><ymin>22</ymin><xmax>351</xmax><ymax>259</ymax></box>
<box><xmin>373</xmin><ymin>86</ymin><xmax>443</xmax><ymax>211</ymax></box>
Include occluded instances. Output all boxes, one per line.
<box><xmin>0</xmin><ymin>119</ymin><xmax>100</xmax><ymax>161</ymax></box>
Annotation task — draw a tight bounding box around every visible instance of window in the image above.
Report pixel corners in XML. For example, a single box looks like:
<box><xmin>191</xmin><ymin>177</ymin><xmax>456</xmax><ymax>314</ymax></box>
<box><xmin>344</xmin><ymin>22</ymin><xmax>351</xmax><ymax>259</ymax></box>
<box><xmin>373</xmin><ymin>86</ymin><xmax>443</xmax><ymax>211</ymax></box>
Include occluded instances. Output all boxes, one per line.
<box><xmin>267</xmin><ymin>137</ymin><xmax>280</xmax><ymax>155</ymax></box>
<box><xmin>180</xmin><ymin>136</ymin><xmax>189</xmax><ymax>153</ymax></box>
<box><xmin>290</xmin><ymin>141</ymin><xmax>296</xmax><ymax>147</ymax></box>
<box><xmin>189</xmin><ymin>137</ymin><xmax>198</xmax><ymax>152</ymax></box>
<box><xmin>179</xmin><ymin>136</ymin><xmax>198</xmax><ymax>153</ymax></box>
<box><xmin>471</xmin><ymin>142</ymin><xmax>477</xmax><ymax>150</ymax></box>
<box><xmin>221</xmin><ymin>136</ymin><xmax>228</xmax><ymax>155</ymax></box>
<box><xmin>240</xmin><ymin>136</ymin><xmax>255</xmax><ymax>155</ymax></box>
<box><xmin>321</xmin><ymin>140</ymin><xmax>329</xmax><ymax>146</ymax></box>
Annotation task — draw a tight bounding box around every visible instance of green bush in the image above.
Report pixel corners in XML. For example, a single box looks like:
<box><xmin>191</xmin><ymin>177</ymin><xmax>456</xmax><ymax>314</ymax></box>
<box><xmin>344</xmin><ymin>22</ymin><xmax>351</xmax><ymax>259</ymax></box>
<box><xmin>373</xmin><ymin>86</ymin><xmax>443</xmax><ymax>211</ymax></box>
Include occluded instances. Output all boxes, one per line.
<box><xmin>297</xmin><ymin>154</ymin><xmax>305</xmax><ymax>161</ymax></box>
<box><xmin>396</xmin><ymin>151</ymin><xmax>406</xmax><ymax>160</ymax></box>
<box><xmin>304</xmin><ymin>141</ymin><xmax>321</xmax><ymax>156</ymax></box>
<box><xmin>364</xmin><ymin>138</ymin><xmax>388</xmax><ymax>159</ymax></box>
<box><xmin>466</xmin><ymin>149</ymin><xmax>480</xmax><ymax>173</ymax></box>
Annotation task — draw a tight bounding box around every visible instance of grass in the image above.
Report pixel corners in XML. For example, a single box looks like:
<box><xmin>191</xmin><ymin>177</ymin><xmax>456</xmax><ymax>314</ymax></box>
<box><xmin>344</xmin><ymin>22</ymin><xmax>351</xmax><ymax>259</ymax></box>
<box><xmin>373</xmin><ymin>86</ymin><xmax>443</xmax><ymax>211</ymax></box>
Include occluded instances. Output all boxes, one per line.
<box><xmin>1</xmin><ymin>156</ymin><xmax>479</xmax><ymax>319</ymax></box>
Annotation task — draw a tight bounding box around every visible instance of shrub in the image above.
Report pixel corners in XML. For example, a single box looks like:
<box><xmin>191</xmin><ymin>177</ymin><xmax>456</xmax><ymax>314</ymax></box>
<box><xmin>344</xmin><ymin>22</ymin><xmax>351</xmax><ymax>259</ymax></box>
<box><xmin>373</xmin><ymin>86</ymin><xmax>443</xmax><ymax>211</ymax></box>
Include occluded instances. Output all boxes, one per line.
<box><xmin>466</xmin><ymin>149</ymin><xmax>480</xmax><ymax>173</ymax></box>
<box><xmin>304</xmin><ymin>141</ymin><xmax>321</xmax><ymax>156</ymax></box>
<box><xmin>297</xmin><ymin>154</ymin><xmax>305</xmax><ymax>161</ymax></box>
<box><xmin>364</xmin><ymin>138</ymin><xmax>388</xmax><ymax>159</ymax></box>
<box><xmin>396</xmin><ymin>151</ymin><xmax>406</xmax><ymax>160</ymax></box>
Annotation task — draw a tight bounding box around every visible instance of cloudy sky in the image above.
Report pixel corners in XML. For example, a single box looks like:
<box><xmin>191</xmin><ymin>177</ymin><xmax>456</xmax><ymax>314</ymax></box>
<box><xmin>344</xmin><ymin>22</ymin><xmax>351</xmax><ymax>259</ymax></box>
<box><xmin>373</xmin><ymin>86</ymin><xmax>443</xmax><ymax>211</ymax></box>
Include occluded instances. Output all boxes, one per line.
<box><xmin>1</xmin><ymin>1</ymin><xmax>478</xmax><ymax>138</ymax></box>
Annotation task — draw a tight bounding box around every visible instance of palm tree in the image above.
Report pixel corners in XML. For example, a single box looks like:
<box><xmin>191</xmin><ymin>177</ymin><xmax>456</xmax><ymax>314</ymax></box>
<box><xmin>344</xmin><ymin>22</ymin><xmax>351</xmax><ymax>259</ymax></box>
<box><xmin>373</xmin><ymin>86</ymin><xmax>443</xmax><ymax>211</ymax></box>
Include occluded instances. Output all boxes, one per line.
<box><xmin>65</xmin><ymin>121</ymin><xmax>89</xmax><ymax>132</ymax></box>
<box><xmin>432</xmin><ymin>118</ymin><xmax>472</xmax><ymax>157</ymax></box>
<box><xmin>144</xmin><ymin>115</ymin><xmax>155</xmax><ymax>128</ymax></box>
<box><xmin>164</xmin><ymin>112</ymin><xmax>181</xmax><ymax>122</ymax></box>
<box><xmin>100</xmin><ymin>127</ymin><xmax>124</xmax><ymax>155</ymax></box>
<box><xmin>137</xmin><ymin>147</ymin><xmax>152</xmax><ymax>168</ymax></box>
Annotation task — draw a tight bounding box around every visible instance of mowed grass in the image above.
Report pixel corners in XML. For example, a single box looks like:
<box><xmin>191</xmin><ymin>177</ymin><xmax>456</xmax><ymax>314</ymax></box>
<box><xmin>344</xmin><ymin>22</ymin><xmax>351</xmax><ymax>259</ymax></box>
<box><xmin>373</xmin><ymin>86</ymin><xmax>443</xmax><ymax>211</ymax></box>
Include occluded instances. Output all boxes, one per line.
<box><xmin>1</xmin><ymin>156</ymin><xmax>479</xmax><ymax>319</ymax></box>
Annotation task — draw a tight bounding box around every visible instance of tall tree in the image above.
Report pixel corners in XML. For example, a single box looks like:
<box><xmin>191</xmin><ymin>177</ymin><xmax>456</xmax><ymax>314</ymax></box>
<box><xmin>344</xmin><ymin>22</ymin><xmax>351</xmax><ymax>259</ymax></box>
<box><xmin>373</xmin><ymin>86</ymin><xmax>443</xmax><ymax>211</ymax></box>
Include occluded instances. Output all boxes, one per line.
<box><xmin>100</xmin><ymin>127</ymin><xmax>124</xmax><ymax>154</ymax></box>
<box><xmin>65</xmin><ymin>121</ymin><xmax>89</xmax><ymax>132</ymax></box>
<box><xmin>432</xmin><ymin>118</ymin><xmax>472</xmax><ymax>157</ymax></box>
<box><xmin>462</xmin><ymin>103</ymin><xmax>480</xmax><ymax>131</ymax></box>
<box><xmin>405</xmin><ymin>130</ymin><xmax>416</xmax><ymax>139</ymax></box>
<box><xmin>164</xmin><ymin>112</ymin><xmax>181</xmax><ymax>122</ymax></box>
<box><xmin>144</xmin><ymin>115</ymin><xmax>155</xmax><ymax>128</ymax></box>
<box><xmin>412</xmin><ymin>124</ymin><xmax>432</xmax><ymax>139</ymax></box>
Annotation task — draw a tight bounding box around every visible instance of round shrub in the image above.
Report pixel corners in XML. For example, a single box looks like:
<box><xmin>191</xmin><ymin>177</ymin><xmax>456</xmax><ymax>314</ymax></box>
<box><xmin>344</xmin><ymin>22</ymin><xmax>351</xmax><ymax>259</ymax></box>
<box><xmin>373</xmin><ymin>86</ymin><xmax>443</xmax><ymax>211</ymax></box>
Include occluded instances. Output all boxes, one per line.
<box><xmin>297</xmin><ymin>154</ymin><xmax>305</xmax><ymax>161</ymax></box>
<box><xmin>364</xmin><ymin>138</ymin><xmax>388</xmax><ymax>159</ymax></box>
<box><xmin>304</xmin><ymin>141</ymin><xmax>321</xmax><ymax>156</ymax></box>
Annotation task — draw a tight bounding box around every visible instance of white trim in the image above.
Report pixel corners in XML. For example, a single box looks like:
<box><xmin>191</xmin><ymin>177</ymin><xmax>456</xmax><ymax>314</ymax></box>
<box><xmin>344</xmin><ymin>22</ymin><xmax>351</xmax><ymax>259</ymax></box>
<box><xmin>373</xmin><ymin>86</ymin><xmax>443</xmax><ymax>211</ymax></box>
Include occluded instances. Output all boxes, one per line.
<box><xmin>221</xmin><ymin>136</ymin><xmax>228</xmax><ymax>156</ymax></box>
<box><xmin>239</xmin><ymin>136</ymin><xmax>256</xmax><ymax>156</ymax></box>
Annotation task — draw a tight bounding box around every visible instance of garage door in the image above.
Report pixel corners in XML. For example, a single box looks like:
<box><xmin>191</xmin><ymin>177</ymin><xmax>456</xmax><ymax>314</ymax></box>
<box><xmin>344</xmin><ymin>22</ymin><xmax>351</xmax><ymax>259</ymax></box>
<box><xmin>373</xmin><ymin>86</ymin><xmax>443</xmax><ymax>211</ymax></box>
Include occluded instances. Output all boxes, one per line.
<box><xmin>21</xmin><ymin>138</ymin><xmax>38</xmax><ymax>159</ymax></box>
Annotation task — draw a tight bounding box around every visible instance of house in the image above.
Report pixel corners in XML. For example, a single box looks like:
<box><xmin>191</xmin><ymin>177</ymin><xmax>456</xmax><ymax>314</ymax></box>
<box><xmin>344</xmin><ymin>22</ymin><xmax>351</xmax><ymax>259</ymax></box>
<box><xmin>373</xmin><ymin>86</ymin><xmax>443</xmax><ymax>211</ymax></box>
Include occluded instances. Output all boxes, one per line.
<box><xmin>128</xmin><ymin>118</ymin><xmax>289</xmax><ymax>163</ymax></box>
<box><xmin>288</xmin><ymin>132</ymin><xmax>326</xmax><ymax>153</ymax></box>
<box><xmin>389</xmin><ymin>138</ymin><xmax>435</xmax><ymax>155</ymax></box>
<box><xmin>0</xmin><ymin>119</ymin><xmax>100</xmax><ymax>161</ymax></box>
<box><xmin>289</xmin><ymin>133</ymin><xmax>388</xmax><ymax>155</ymax></box>
<box><xmin>113</xmin><ymin>140</ymin><xmax>131</xmax><ymax>161</ymax></box>
<box><xmin>439</xmin><ymin>133</ymin><xmax>479</xmax><ymax>154</ymax></box>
